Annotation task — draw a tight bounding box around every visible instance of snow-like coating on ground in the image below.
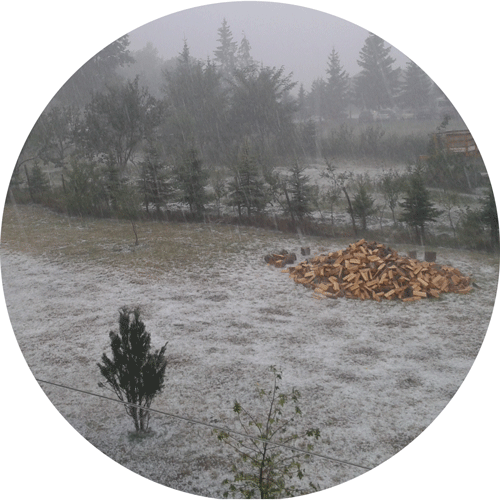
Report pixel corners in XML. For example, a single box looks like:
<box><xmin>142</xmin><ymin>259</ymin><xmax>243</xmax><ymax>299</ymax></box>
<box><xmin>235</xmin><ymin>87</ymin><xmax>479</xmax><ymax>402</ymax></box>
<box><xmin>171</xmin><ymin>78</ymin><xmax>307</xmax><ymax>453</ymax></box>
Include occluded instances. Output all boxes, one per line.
<box><xmin>1</xmin><ymin>236</ymin><xmax>498</xmax><ymax>497</ymax></box>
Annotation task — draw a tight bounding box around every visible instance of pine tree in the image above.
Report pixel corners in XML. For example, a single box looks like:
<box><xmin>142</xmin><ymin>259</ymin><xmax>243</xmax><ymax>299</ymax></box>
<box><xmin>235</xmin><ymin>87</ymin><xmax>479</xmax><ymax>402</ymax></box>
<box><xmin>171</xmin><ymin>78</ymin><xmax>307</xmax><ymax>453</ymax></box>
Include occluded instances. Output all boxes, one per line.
<box><xmin>140</xmin><ymin>145</ymin><xmax>172</xmax><ymax>217</ymax></box>
<box><xmin>285</xmin><ymin>163</ymin><xmax>315</xmax><ymax>220</ymax></box>
<box><xmin>98</xmin><ymin>308</ymin><xmax>168</xmax><ymax>433</ymax></box>
<box><xmin>399</xmin><ymin>170</ymin><xmax>442</xmax><ymax>244</ymax></box>
<box><xmin>325</xmin><ymin>46</ymin><xmax>350</xmax><ymax>121</ymax></box>
<box><xmin>236</xmin><ymin>32</ymin><xmax>256</xmax><ymax>72</ymax></box>
<box><xmin>355</xmin><ymin>33</ymin><xmax>400</xmax><ymax>110</ymax></box>
<box><xmin>173</xmin><ymin>147</ymin><xmax>208</xmax><ymax>216</ymax></box>
<box><xmin>399</xmin><ymin>60</ymin><xmax>433</xmax><ymax>111</ymax></box>
<box><xmin>178</xmin><ymin>38</ymin><xmax>191</xmax><ymax>65</ymax></box>
<box><xmin>214</xmin><ymin>18</ymin><xmax>238</xmax><ymax>76</ymax></box>
<box><xmin>351</xmin><ymin>179</ymin><xmax>376</xmax><ymax>230</ymax></box>
<box><xmin>228</xmin><ymin>142</ymin><xmax>267</xmax><ymax>217</ymax></box>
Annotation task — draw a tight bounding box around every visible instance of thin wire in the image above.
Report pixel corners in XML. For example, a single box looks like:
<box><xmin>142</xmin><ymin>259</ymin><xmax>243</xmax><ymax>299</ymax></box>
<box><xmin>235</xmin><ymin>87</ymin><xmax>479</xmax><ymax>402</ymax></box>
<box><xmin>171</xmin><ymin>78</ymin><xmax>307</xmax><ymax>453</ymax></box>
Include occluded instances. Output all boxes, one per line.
<box><xmin>36</xmin><ymin>377</ymin><xmax>372</xmax><ymax>471</ymax></box>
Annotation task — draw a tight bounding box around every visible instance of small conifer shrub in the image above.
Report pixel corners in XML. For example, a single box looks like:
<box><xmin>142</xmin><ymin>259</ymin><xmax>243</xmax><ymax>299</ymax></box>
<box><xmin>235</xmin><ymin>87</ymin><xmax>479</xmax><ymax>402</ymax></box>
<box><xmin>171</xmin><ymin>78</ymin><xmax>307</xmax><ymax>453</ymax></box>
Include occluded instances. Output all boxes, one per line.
<box><xmin>98</xmin><ymin>308</ymin><xmax>168</xmax><ymax>433</ymax></box>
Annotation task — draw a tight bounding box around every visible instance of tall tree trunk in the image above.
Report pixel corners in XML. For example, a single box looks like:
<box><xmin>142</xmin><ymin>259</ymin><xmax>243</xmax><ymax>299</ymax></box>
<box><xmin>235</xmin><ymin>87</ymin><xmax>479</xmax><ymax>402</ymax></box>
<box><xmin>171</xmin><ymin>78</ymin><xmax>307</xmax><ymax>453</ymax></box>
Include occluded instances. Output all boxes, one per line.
<box><xmin>342</xmin><ymin>187</ymin><xmax>357</xmax><ymax>236</ymax></box>
<box><xmin>24</xmin><ymin>165</ymin><xmax>34</xmax><ymax>203</ymax></box>
<box><xmin>283</xmin><ymin>184</ymin><xmax>296</xmax><ymax>229</ymax></box>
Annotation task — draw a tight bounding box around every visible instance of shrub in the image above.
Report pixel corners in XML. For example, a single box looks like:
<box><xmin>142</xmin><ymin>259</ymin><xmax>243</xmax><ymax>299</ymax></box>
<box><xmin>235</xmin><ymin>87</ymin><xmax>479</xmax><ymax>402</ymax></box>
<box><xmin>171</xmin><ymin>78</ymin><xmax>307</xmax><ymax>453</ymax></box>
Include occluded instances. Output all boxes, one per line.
<box><xmin>64</xmin><ymin>160</ymin><xmax>110</xmax><ymax>217</ymax></box>
<box><xmin>27</xmin><ymin>162</ymin><xmax>50</xmax><ymax>203</ymax></box>
<box><xmin>378</xmin><ymin>169</ymin><xmax>406</xmax><ymax>225</ymax></box>
<box><xmin>215</xmin><ymin>366</ymin><xmax>320</xmax><ymax>499</ymax></box>
<box><xmin>98</xmin><ymin>308</ymin><xmax>168</xmax><ymax>433</ymax></box>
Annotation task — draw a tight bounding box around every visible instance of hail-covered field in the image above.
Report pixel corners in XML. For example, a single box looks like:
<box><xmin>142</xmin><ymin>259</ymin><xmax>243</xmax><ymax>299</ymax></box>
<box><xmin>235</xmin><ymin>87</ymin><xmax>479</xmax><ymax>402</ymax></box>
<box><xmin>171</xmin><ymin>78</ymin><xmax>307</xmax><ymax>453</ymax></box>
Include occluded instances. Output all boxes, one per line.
<box><xmin>1</xmin><ymin>204</ymin><xmax>498</xmax><ymax>497</ymax></box>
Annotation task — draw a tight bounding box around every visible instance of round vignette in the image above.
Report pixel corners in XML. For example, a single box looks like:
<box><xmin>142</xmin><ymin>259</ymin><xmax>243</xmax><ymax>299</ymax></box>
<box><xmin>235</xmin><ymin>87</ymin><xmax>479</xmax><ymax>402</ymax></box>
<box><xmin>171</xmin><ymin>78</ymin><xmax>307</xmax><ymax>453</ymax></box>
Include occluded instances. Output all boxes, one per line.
<box><xmin>1</xmin><ymin>1</ymin><xmax>498</xmax><ymax>499</ymax></box>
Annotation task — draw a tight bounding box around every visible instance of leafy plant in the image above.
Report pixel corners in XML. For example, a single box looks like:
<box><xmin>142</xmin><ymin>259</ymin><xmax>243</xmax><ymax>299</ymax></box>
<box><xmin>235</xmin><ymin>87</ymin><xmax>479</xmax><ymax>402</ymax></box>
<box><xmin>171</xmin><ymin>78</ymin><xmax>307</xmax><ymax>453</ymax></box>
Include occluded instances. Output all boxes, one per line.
<box><xmin>378</xmin><ymin>169</ymin><xmax>405</xmax><ymax>225</ymax></box>
<box><xmin>320</xmin><ymin>159</ymin><xmax>350</xmax><ymax>231</ymax></box>
<box><xmin>98</xmin><ymin>308</ymin><xmax>168</xmax><ymax>433</ymax></box>
<box><xmin>64</xmin><ymin>160</ymin><xmax>109</xmax><ymax>217</ymax></box>
<box><xmin>215</xmin><ymin>366</ymin><xmax>320</xmax><ymax>499</ymax></box>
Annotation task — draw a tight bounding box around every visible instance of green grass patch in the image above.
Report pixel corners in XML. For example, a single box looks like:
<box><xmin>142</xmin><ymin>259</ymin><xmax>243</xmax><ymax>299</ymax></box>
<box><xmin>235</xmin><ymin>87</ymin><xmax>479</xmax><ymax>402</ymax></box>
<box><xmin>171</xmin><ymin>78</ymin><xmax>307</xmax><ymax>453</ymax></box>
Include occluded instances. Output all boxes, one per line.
<box><xmin>1</xmin><ymin>205</ymin><xmax>297</xmax><ymax>276</ymax></box>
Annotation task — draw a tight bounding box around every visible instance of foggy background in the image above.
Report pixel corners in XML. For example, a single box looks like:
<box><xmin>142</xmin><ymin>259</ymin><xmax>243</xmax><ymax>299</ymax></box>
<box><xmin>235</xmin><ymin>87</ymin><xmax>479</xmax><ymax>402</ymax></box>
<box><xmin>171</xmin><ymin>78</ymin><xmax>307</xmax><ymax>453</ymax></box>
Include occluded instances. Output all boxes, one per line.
<box><xmin>127</xmin><ymin>2</ymin><xmax>409</xmax><ymax>91</ymax></box>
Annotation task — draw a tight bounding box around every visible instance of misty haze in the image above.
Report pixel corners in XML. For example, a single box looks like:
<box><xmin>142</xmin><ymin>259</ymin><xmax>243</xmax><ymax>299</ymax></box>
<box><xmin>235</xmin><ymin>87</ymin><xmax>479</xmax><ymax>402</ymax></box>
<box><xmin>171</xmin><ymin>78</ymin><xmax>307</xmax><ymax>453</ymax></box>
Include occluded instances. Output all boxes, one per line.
<box><xmin>2</xmin><ymin>2</ymin><xmax>498</xmax><ymax>498</ymax></box>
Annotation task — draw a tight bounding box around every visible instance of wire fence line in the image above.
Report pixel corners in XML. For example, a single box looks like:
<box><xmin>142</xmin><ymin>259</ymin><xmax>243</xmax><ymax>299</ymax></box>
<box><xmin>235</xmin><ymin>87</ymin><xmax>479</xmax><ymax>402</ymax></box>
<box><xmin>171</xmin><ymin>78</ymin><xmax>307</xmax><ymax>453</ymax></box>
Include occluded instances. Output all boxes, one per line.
<box><xmin>36</xmin><ymin>377</ymin><xmax>372</xmax><ymax>471</ymax></box>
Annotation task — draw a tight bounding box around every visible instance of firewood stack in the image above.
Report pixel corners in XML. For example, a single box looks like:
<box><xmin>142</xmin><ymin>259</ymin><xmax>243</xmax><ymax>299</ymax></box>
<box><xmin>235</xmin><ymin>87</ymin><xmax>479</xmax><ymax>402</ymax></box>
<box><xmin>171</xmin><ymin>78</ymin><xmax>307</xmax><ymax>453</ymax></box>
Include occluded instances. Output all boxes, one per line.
<box><xmin>285</xmin><ymin>239</ymin><xmax>472</xmax><ymax>302</ymax></box>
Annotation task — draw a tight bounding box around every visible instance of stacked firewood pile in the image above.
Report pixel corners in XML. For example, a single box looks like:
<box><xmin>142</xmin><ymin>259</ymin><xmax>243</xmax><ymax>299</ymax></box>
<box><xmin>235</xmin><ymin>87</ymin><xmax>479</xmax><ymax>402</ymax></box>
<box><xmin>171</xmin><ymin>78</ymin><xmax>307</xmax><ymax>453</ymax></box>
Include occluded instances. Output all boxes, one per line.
<box><xmin>281</xmin><ymin>239</ymin><xmax>472</xmax><ymax>302</ymax></box>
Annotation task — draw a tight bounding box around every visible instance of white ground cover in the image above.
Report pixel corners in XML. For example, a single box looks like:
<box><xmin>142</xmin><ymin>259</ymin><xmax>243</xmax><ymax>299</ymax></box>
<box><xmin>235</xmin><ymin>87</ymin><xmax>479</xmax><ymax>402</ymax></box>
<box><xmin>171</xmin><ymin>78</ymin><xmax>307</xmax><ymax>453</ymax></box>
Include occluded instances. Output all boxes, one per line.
<box><xmin>1</xmin><ymin>230</ymin><xmax>498</xmax><ymax>497</ymax></box>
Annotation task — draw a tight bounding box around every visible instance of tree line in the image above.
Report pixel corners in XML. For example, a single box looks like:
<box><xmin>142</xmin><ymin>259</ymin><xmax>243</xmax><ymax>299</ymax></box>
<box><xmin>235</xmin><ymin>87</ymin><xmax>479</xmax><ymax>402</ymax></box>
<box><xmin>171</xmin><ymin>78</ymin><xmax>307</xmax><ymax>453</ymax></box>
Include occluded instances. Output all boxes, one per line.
<box><xmin>9</xmin><ymin>19</ymin><xmax>498</xmax><ymax>250</ymax></box>
<box><xmin>14</xmin><ymin>21</ymin><xmax>450</xmax><ymax>172</ymax></box>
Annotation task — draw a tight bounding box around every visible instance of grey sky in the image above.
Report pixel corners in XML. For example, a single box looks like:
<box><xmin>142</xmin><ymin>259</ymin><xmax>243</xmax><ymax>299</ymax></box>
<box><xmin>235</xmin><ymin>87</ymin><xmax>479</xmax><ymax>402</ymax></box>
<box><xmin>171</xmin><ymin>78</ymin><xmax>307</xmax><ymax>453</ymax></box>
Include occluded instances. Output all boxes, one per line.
<box><xmin>127</xmin><ymin>2</ymin><xmax>409</xmax><ymax>90</ymax></box>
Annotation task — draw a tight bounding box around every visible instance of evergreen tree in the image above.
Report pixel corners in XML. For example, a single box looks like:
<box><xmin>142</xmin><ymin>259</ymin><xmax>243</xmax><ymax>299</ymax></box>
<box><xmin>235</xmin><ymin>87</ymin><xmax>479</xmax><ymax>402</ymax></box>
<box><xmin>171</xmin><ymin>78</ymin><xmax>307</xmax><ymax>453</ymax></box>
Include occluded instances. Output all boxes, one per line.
<box><xmin>399</xmin><ymin>60</ymin><xmax>433</xmax><ymax>111</ymax></box>
<box><xmin>325</xmin><ymin>46</ymin><xmax>350</xmax><ymax>121</ymax></box>
<box><xmin>236</xmin><ymin>32</ymin><xmax>257</xmax><ymax>72</ymax></box>
<box><xmin>140</xmin><ymin>145</ymin><xmax>173</xmax><ymax>217</ymax></box>
<box><xmin>178</xmin><ymin>38</ymin><xmax>191</xmax><ymax>65</ymax></box>
<box><xmin>173</xmin><ymin>147</ymin><xmax>208</xmax><ymax>216</ymax></box>
<box><xmin>479</xmin><ymin>187</ymin><xmax>499</xmax><ymax>249</ymax></box>
<box><xmin>98</xmin><ymin>308</ymin><xmax>168</xmax><ymax>433</ymax></box>
<box><xmin>351</xmin><ymin>179</ymin><xmax>377</xmax><ymax>230</ymax></box>
<box><xmin>214</xmin><ymin>18</ymin><xmax>238</xmax><ymax>76</ymax></box>
<box><xmin>228</xmin><ymin>141</ymin><xmax>267</xmax><ymax>217</ymax></box>
<box><xmin>399</xmin><ymin>170</ymin><xmax>442</xmax><ymax>244</ymax></box>
<box><xmin>355</xmin><ymin>33</ymin><xmax>400</xmax><ymax>110</ymax></box>
<box><xmin>284</xmin><ymin>163</ymin><xmax>315</xmax><ymax>220</ymax></box>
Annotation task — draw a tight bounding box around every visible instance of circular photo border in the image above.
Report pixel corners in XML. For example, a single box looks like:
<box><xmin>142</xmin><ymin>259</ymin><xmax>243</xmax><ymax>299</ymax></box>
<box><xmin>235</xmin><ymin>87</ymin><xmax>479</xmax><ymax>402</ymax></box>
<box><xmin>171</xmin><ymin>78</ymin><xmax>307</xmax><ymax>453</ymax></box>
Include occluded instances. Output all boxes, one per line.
<box><xmin>2</xmin><ymin>1</ymin><xmax>498</xmax><ymax>499</ymax></box>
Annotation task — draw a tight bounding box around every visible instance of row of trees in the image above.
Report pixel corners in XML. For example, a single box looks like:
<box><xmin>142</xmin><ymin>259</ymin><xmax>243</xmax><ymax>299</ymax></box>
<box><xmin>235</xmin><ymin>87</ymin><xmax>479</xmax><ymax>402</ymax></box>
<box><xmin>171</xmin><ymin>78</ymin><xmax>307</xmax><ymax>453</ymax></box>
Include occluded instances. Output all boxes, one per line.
<box><xmin>10</xmin><ymin>20</ymin><xmax>497</xmax><ymax>250</ymax></box>
<box><xmin>15</xmin><ymin>136</ymin><xmax>498</xmax><ymax>250</ymax></box>
<box><xmin>301</xmin><ymin>34</ymin><xmax>444</xmax><ymax>123</ymax></box>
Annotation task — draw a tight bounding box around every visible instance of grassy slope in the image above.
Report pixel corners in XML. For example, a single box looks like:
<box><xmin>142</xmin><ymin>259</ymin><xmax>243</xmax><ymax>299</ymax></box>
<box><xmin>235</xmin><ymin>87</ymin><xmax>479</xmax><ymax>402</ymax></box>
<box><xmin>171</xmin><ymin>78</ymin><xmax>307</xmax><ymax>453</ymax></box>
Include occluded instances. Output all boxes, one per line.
<box><xmin>1</xmin><ymin>203</ymin><xmax>498</xmax><ymax>496</ymax></box>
